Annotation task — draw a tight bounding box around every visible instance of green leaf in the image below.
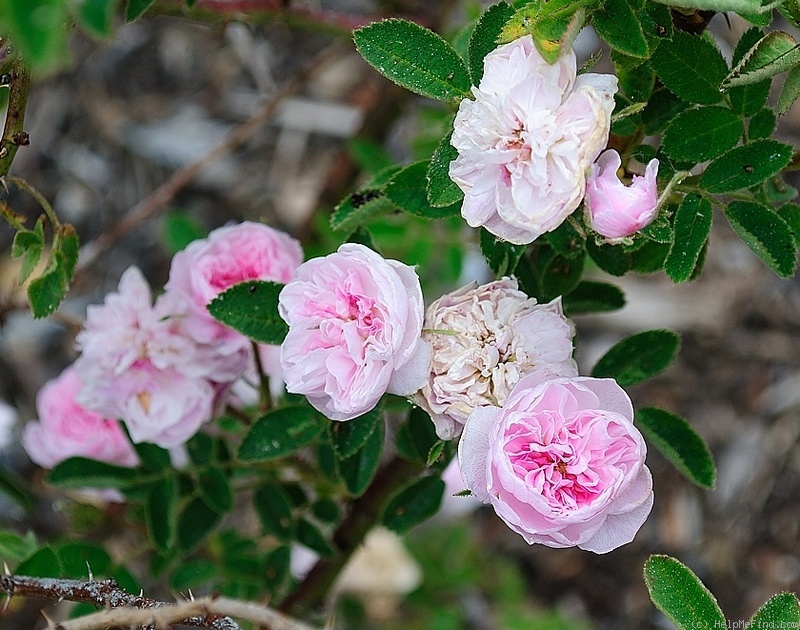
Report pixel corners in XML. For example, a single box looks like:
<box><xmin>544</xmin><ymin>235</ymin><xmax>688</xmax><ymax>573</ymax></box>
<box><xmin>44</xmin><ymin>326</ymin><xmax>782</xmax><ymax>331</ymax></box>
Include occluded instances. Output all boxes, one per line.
<box><xmin>778</xmin><ymin>65</ymin><xmax>800</xmax><ymax>115</ymax></box>
<box><xmin>146</xmin><ymin>476</ymin><xmax>178</xmax><ymax>554</ymax></box>
<box><xmin>163</xmin><ymin>210</ymin><xmax>205</xmax><ymax>255</ymax></box>
<box><xmin>426</xmin><ymin>440</ymin><xmax>446</xmax><ymax>467</ymax></box>
<box><xmin>56</xmin><ymin>542</ymin><xmax>112</xmax><ymax>579</ymax></box>
<box><xmin>207</xmin><ymin>280</ymin><xmax>288</xmax><ymax>345</ymax></box>
<box><xmin>382</xmin><ymin>476</ymin><xmax>445</xmax><ymax>534</ymax></box>
<box><xmin>426</xmin><ymin>132</ymin><xmax>463</xmax><ymax>209</ymax></box>
<box><xmin>11</xmin><ymin>217</ymin><xmax>45</xmax><ymax>285</ymax></box>
<box><xmin>750</xmin><ymin>593</ymin><xmax>800</xmax><ymax>628</ymax></box>
<box><xmin>468</xmin><ymin>2</ymin><xmax>515</xmax><ymax>85</ymax></box>
<box><xmin>330</xmin><ymin>188</ymin><xmax>397</xmax><ymax>233</ymax></box>
<box><xmin>353</xmin><ymin>19</ymin><xmax>472</xmax><ymax>102</ymax></box>
<box><xmin>520</xmin><ymin>244</ymin><xmax>585</xmax><ymax>302</ymax></box>
<box><xmin>723</xmin><ymin>31</ymin><xmax>800</xmax><ymax>89</ymax></box>
<box><xmin>74</xmin><ymin>0</ymin><xmax>116</xmax><ymax>37</ymax></box>
<box><xmin>586</xmin><ymin>239</ymin><xmax>632</xmax><ymax>276</ymax></box>
<box><xmin>726</xmin><ymin>200</ymin><xmax>797</xmax><ymax>277</ymax></box>
<box><xmin>661</xmin><ymin>107</ymin><xmax>743</xmax><ymax>162</ymax></box>
<box><xmin>0</xmin><ymin>467</ymin><xmax>33</xmax><ymax>511</ymax></box>
<box><xmin>701</xmin><ymin>139</ymin><xmax>792</xmax><ymax>193</ymax></box>
<box><xmin>263</xmin><ymin>546</ymin><xmax>291</xmax><ymax>591</ymax></box>
<box><xmin>636</xmin><ymin>408</ymin><xmax>716</xmax><ymax>488</ymax></box>
<box><xmin>125</xmin><ymin>0</ymin><xmax>153</xmax><ymax>20</ymax></box>
<box><xmin>592</xmin><ymin>329</ymin><xmax>681</xmax><ymax>386</ymax></box>
<box><xmin>0</xmin><ymin>0</ymin><xmax>69</xmax><ymax>73</ymax></box>
<box><xmin>562</xmin><ymin>281</ymin><xmax>626</xmax><ymax>315</ymax></box>
<box><xmin>187</xmin><ymin>433</ymin><xmax>214</xmax><ymax>465</ymax></box>
<box><xmin>337</xmin><ymin>417</ymin><xmax>384</xmax><ymax>497</ymax></box>
<box><xmin>642</xmin><ymin>88</ymin><xmax>689</xmax><ymax>134</ymax></box>
<box><xmin>254</xmin><ymin>484</ymin><xmax>295</xmax><ymax>542</ymax></box>
<box><xmin>748</xmin><ymin>107</ymin><xmax>777</xmax><ymax>139</ymax></box>
<box><xmin>198</xmin><ymin>467</ymin><xmax>233</xmax><ymax>514</ymax></box>
<box><xmin>479</xmin><ymin>228</ymin><xmax>527</xmax><ymax>278</ymax></box>
<box><xmin>396</xmin><ymin>405</ymin><xmax>441</xmax><ymax>466</ymax></box>
<box><xmin>0</xmin><ymin>530</ymin><xmax>38</xmax><ymax>563</ymax></box>
<box><xmin>177</xmin><ymin>497</ymin><xmax>222</xmax><ymax>552</ymax></box>
<box><xmin>593</xmin><ymin>0</ymin><xmax>649</xmax><ymax>58</ymax></box>
<box><xmin>297</xmin><ymin>519</ymin><xmax>336</xmax><ymax>558</ymax></box>
<box><xmin>729</xmin><ymin>28</ymin><xmax>772</xmax><ymax>117</ymax></box>
<box><xmin>47</xmin><ymin>457</ymin><xmax>138</xmax><ymax>489</ymax></box>
<box><xmin>651</xmin><ymin>0</ymin><xmax>771</xmax><ymax>13</ymax></box>
<box><xmin>170</xmin><ymin>560</ymin><xmax>217</xmax><ymax>590</ymax></box>
<box><xmin>15</xmin><ymin>546</ymin><xmax>61</xmax><ymax>577</ymax></box>
<box><xmin>665</xmin><ymin>194</ymin><xmax>713</xmax><ymax>283</ymax></box>
<box><xmin>644</xmin><ymin>555</ymin><xmax>725</xmax><ymax>630</ymax></box>
<box><xmin>328</xmin><ymin>406</ymin><xmax>382</xmax><ymax>460</ymax></box>
<box><xmin>312</xmin><ymin>498</ymin><xmax>341</xmax><ymax>523</ymax></box>
<box><xmin>500</xmin><ymin>0</ymin><xmax>592</xmax><ymax>62</ymax></box>
<box><xmin>630</xmin><ymin>239</ymin><xmax>671</xmax><ymax>273</ymax></box>
<box><xmin>386</xmin><ymin>161</ymin><xmax>462</xmax><ymax>219</ymax></box>
<box><xmin>27</xmin><ymin>224</ymin><xmax>79</xmax><ymax>318</ymax></box>
<box><xmin>238</xmin><ymin>405</ymin><xmax>325</xmax><ymax>462</ymax></box>
<box><xmin>134</xmin><ymin>442</ymin><xmax>171</xmax><ymax>472</ymax></box>
<box><xmin>778</xmin><ymin>203</ymin><xmax>800</xmax><ymax>247</ymax></box>
<box><xmin>650</xmin><ymin>32</ymin><xmax>728</xmax><ymax>105</ymax></box>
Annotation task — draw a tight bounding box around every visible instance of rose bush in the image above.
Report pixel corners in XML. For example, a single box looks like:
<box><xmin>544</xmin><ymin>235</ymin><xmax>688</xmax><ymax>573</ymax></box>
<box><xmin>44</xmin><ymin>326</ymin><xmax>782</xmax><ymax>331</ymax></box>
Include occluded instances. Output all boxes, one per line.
<box><xmin>585</xmin><ymin>149</ymin><xmax>660</xmax><ymax>241</ymax></box>
<box><xmin>450</xmin><ymin>35</ymin><xmax>617</xmax><ymax>245</ymax></box>
<box><xmin>415</xmin><ymin>278</ymin><xmax>577</xmax><ymax>440</ymax></box>
<box><xmin>279</xmin><ymin>243</ymin><xmax>429</xmax><ymax>421</ymax></box>
<box><xmin>459</xmin><ymin>370</ymin><xmax>652</xmax><ymax>553</ymax></box>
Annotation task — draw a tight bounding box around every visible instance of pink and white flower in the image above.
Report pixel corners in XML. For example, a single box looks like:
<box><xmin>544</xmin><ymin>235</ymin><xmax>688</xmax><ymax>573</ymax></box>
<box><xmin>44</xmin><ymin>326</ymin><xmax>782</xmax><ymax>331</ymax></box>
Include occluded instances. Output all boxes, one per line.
<box><xmin>22</xmin><ymin>368</ymin><xmax>138</xmax><ymax>469</ymax></box>
<box><xmin>75</xmin><ymin>266</ymin><xmax>218</xmax><ymax>448</ymax></box>
<box><xmin>458</xmin><ymin>371</ymin><xmax>653</xmax><ymax>553</ymax></box>
<box><xmin>279</xmin><ymin>243</ymin><xmax>429</xmax><ymax>421</ymax></box>
<box><xmin>450</xmin><ymin>36</ymin><xmax>617</xmax><ymax>245</ymax></box>
<box><xmin>414</xmin><ymin>278</ymin><xmax>577</xmax><ymax>440</ymax></box>
<box><xmin>585</xmin><ymin>150</ymin><xmax>660</xmax><ymax>241</ymax></box>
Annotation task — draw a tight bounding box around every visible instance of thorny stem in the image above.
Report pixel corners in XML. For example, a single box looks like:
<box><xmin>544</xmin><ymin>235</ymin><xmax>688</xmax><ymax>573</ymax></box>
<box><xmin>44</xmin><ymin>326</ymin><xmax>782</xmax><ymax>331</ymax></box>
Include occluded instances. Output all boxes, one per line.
<box><xmin>75</xmin><ymin>41</ymin><xmax>347</xmax><ymax>276</ymax></box>
<box><xmin>0</xmin><ymin>574</ymin><xmax>238</xmax><ymax>630</ymax></box>
<box><xmin>0</xmin><ymin>56</ymin><xmax>30</xmax><ymax>178</ymax></box>
<box><xmin>279</xmin><ymin>456</ymin><xmax>422</xmax><ymax>615</ymax></box>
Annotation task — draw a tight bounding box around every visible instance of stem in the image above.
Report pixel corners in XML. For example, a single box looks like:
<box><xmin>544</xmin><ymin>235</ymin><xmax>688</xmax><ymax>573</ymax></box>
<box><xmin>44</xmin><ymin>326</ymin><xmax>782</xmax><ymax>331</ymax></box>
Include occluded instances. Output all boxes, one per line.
<box><xmin>278</xmin><ymin>456</ymin><xmax>421</xmax><ymax>615</ymax></box>
<box><xmin>0</xmin><ymin>575</ymin><xmax>238</xmax><ymax>629</ymax></box>
<box><xmin>0</xmin><ymin>57</ymin><xmax>30</xmax><ymax>178</ymax></box>
<box><xmin>4</xmin><ymin>176</ymin><xmax>60</xmax><ymax>228</ymax></box>
<box><xmin>251</xmin><ymin>341</ymin><xmax>273</xmax><ymax>410</ymax></box>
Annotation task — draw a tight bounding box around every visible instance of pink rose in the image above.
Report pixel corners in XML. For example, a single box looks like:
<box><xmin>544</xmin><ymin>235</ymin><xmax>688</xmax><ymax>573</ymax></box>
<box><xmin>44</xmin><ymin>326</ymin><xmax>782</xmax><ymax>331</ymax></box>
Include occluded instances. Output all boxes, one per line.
<box><xmin>279</xmin><ymin>243</ymin><xmax>430</xmax><ymax>421</ymax></box>
<box><xmin>450</xmin><ymin>36</ymin><xmax>617</xmax><ymax>245</ymax></box>
<box><xmin>22</xmin><ymin>368</ymin><xmax>138</xmax><ymax>469</ymax></box>
<box><xmin>585</xmin><ymin>150</ymin><xmax>660</xmax><ymax>241</ymax></box>
<box><xmin>459</xmin><ymin>371</ymin><xmax>653</xmax><ymax>553</ymax></box>
<box><xmin>414</xmin><ymin>278</ymin><xmax>577</xmax><ymax>440</ymax></box>
<box><xmin>74</xmin><ymin>266</ymin><xmax>219</xmax><ymax>447</ymax></box>
<box><xmin>166</xmin><ymin>221</ymin><xmax>303</xmax><ymax>349</ymax></box>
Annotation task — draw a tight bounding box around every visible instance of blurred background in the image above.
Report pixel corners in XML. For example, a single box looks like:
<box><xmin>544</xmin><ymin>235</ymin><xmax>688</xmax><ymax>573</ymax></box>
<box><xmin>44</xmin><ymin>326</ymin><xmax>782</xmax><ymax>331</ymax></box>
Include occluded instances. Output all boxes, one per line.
<box><xmin>1</xmin><ymin>1</ymin><xmax>799</xmax><ymax>628</ymax></box>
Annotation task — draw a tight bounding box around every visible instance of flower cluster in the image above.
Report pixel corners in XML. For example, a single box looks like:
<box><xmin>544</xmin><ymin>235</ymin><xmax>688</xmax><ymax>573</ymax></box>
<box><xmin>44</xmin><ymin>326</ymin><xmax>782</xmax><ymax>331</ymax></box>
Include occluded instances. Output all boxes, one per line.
<box><xmin>22</xmin><ymin>37</ymin><xmax>654</xmax><ymax>555</ymax></box>
<box><xmin>25</xmin><ymin>222</ymin><xmax>303</xmax><ymax>465</ymax></box>
<box><xmin>450</xmin><ymin>36</ymin><xmax>660</xmax><ymax>245</ymax></box>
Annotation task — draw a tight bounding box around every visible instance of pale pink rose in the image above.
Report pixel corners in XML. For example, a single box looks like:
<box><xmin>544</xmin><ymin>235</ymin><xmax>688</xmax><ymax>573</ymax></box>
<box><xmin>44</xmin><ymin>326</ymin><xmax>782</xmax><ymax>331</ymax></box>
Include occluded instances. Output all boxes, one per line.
<box><xmin>459</xmin><ymin>371</ymin><xmax>653</xmax><ymax>553</ymax></box>
<box><xmin>585</xmin><ymin>150</ymin><xmax>660</xmax><ymax>241</ymax></box>
<box><xmin>22</xmin><ymin>368</ymin><xmax>138</xmax><ymax>470</ymax></box>
<box><xmin>166</xmin><ymin>221</ymin><xmax>303</xmax><ymax>349</ymax></box>
<box><xmin>414</xmin><ymin>278</ymin><xmax>577</xmax><ymax>440</ymax></box>
<box><xmin>81</xmin><ymin>363</ymin><xmax>215</xmax><ymax>449</ymax></box>
<box><xmin>279</xmin><ymin>243</ymin><xmax>430</xmax><ymax>421</ymax></box>
<box><xmin>74</xmin><ymin>266</ymin><xmax>220</xmax><ymax>447</ymax></box>
<box><xmin>450</xmin><ymin>36</ymin><xmax>617</xmax><ymax>245</ymax></box>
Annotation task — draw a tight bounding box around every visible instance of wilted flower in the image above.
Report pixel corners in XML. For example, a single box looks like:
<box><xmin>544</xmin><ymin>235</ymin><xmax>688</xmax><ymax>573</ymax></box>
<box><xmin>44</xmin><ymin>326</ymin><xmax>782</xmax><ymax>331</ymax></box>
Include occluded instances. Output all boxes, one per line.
<box><xmin>450</xmin><ymin>35</ymin><xmax>617</xmax><ymax>245</ymax></box>
<box><xmin>414</xmin><ymin>278</ymin><xmax>577</xmax><ymax>440</ymax></box>
<box><xmin>459</xmin><ymin>371</ymin><xmax>653</xmax><ymax>553</ymax></box>
<box><xmin>585</xmin><ymin>150</ymin><xmax>660</xmax><ymax>241</ymax></box>
<box><xmin>279</xmin><ymin>243</ymin><xmax>429</xmax><ymax>421</ymax></box>
<box><xmin>22</xmin><ymin>368</ymin><xmax>138</xmax><ymax>469</ymax></box>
